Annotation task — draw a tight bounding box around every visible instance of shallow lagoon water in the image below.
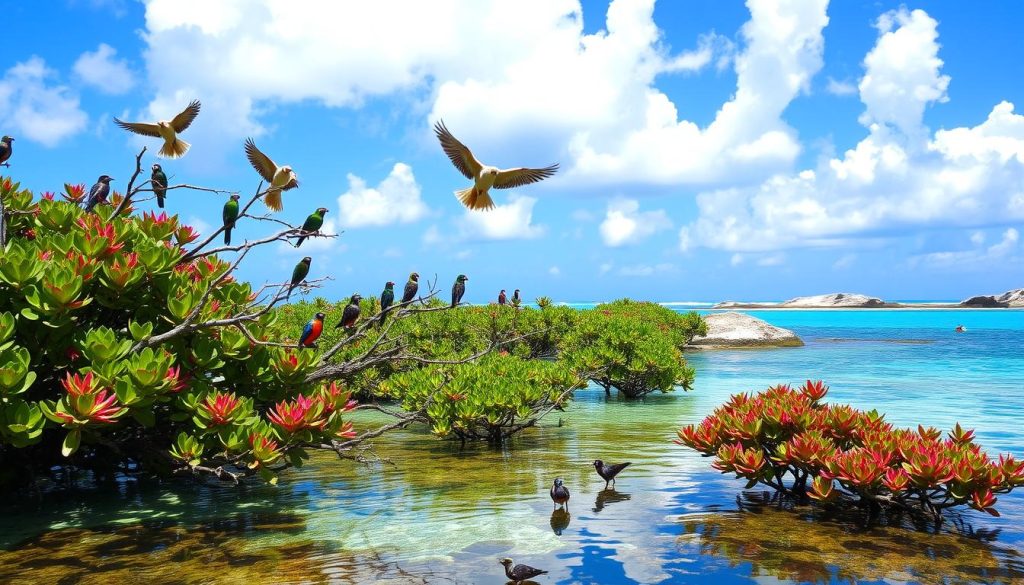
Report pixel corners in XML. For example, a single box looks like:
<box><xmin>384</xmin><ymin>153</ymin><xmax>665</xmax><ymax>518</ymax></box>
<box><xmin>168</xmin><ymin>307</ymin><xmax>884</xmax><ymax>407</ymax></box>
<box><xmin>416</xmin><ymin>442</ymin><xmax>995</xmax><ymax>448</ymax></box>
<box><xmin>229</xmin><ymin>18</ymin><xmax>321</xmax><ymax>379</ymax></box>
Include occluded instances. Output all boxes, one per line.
<box><xmin>2</xmin><ymin>309</ymin><xmax>1023</xmax><ymax>584</ymax></box>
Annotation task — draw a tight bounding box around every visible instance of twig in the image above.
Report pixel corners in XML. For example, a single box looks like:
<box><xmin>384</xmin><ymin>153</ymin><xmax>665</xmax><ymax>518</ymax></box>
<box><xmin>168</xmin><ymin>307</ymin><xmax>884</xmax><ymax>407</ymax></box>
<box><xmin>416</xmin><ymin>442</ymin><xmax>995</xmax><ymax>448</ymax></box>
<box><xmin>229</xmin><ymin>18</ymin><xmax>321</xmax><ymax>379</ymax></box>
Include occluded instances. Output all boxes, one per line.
<box><xmin>112</xmin><ymin>146</ymin><xmax>147</xmax><ymax>216</ymax></box>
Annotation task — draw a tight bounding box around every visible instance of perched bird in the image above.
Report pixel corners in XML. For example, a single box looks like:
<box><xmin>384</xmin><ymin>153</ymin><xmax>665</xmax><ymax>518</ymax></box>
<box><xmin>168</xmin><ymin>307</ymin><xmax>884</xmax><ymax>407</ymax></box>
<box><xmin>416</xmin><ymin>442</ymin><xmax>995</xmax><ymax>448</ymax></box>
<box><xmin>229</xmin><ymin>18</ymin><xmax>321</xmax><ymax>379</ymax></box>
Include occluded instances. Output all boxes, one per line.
<box><xmin>434</xmin><ymin>120</ymin><xmax>558</xmax><ymax>211</ymax></box>
<box><xmin>401</xmin><ymin>272</ymin><xmax>419</xmax><ymax>304</ymax></box>
<box><xmin>451</xmin><ymin>274</ymin><xmax>468</xmax><ymax>307</ymax></box>
<box><xmin>378</xmin><ymin>281</ymin><xmax>395</xmax><ymax>326</ymax></box>
<box><xmin>286</xmin><ymin>257</ymin><xmax>312</xmax><ymax>301</ymax></box>
<box><xmin>244</xmin><ymin>138</ymin><xmax>298</xmax><ymax>212</ymax></box>
<box><xmin>336</xmin><ymin>294</ymin><xmax>362</xmax><ymax>330</ymax></box>
<box><xmin>113</xmin><ymin>99</ymin><xmax>201</xmax><ymax>159</ymax></box>
<box><xmin>498</xmin><ymin>558</ymin><xmax>548</xmax><ymax>584</ymax></box>
<box><xmin>0</xmin><ymin>136</ymin><xmax>14</xmax><ymax>166</ymax></box>
<box><xmin>498</xmin><ymin>289</ymin><xmax>507</xmax><ymax>305</ymax></box>
<box><xmin>511</xmin><ymin>289</ymin><xmax>521</xmax><ymax>307</ymax></box>
<box><xmin>297</xmin><ymin>312</ymin><xmax>325</xmax><ymax>349</ymax></box>
<box><xmin>151</xmin><ymin>163</ymin><xmax>168</xmax><ymax>208</ymax></box>
<box><xmin>295</xmin><ymin>207</ymin><xmax>328</xmax><ymax>248</ymax></box>
<box><xmin>84</xmin><ymin>175</ymin><xmax>114</xmax><ymax>213</ymax></box>
<box><xmin>550</xmin><ymin>477</ymin><xmax>570</xmax><ymax>510</ymax></box>
<box><xmin>593</xmin><ymin>460</ymin><xmax>632</xmax><ymax>489</ymax></box>
<box><xmin>222</xmin><ymin>194</ymin><xmax>240</xmax><ymax>245</ymax></box>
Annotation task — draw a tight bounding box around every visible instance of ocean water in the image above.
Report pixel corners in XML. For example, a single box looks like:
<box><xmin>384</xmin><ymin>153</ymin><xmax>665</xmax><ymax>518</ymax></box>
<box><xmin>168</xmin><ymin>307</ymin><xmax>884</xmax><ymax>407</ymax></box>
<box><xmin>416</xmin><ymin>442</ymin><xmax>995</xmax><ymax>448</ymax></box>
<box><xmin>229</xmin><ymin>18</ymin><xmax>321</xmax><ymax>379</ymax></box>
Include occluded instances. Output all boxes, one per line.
<box><xmin>1</xmin><ymin>309</ymin><xmax>1023</xmax><ymax>584</ymax></box>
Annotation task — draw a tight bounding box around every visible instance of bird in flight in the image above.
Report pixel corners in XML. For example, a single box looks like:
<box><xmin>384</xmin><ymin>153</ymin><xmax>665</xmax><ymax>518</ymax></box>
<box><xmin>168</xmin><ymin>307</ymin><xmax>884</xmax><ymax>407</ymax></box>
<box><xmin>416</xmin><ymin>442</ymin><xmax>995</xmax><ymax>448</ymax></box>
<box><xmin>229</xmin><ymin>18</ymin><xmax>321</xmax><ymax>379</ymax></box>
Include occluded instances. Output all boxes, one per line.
<box><xmin>434</xmin><ymin>120</ymin><xmax>558</xmax><ymax>211</ymax></box>
<box><xmin>114</xmin><ymin>100</ymin><xmax>201</xmax><ymax>159</ymax></box>
<box><xmin>244</xmin><ymin>138</ymin><xmax>299</xmax><ymax>212</ymax></box>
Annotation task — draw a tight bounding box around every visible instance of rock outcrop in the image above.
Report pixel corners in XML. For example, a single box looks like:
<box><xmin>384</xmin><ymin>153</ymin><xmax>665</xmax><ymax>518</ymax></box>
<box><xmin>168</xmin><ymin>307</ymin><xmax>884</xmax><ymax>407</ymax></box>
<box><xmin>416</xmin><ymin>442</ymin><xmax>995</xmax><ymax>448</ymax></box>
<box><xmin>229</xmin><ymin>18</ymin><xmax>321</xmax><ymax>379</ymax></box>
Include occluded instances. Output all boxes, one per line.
<box><xmin>996</xmin><ymin>289</ymin><xmax>1024</xmax><ymax>307</ymax></box>
<box><xmin>960</xmin><ymin>295</ymin><xmax>1009</xmax><ymax>308</ymax></box>
<box><xmin>689</xmin><ymin>312</ymin><xmax>803</xmax><ymax>349</ymax></box>
<box><xmin>779</xmin><ymin>293</ymin><xmax>885</xmax><ymax>308</ymax></box>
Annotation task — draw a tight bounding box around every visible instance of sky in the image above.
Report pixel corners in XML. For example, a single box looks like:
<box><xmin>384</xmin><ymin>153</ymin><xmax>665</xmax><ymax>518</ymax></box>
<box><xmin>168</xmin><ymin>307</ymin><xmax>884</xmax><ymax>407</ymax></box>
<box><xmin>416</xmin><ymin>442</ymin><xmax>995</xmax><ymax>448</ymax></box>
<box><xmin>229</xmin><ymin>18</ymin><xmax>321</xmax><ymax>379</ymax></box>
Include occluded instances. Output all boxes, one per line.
<box><xmin>1</xmin><ymin>0</ymin><xmax>1022</xmax><ymax>303</ymax></box>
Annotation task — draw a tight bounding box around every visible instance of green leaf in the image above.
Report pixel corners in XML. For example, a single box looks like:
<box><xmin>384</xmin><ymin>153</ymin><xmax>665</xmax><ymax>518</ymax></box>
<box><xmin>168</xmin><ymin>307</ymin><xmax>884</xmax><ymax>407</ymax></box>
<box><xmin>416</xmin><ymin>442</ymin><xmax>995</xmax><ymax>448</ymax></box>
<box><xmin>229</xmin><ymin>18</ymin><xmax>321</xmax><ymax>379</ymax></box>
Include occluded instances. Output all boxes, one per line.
<box><xmin>62</xmin><ymin>429</ymin><xmax>81</xmax><ymax>457</ymax></box>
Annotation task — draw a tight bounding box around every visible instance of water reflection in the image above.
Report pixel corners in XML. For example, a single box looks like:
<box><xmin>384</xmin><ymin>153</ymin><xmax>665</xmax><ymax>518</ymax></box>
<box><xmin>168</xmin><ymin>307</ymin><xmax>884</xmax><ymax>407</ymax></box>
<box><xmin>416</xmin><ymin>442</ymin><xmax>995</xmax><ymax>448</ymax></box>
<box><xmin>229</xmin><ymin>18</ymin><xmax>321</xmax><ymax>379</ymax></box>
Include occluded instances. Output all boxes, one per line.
<box><xmin>593</xmin><ymin>489</ymin><xmax>631</xmax><ymax>513</ymax></box>
<box><xmin>550</xmin><ymin>509</ymin><xmax>571</xmax><ymax>535</ymax></box>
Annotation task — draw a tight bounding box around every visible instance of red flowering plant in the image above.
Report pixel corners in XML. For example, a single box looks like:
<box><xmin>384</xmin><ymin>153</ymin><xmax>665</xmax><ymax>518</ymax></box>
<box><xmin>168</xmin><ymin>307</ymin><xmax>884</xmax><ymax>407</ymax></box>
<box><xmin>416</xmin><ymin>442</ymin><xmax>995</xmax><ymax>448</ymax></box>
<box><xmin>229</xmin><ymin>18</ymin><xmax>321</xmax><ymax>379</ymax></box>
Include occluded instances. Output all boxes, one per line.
<box><xmin>676</xmin><ymin>381</ymin><xmax>1024</xmax><ymax>522</ymax></box>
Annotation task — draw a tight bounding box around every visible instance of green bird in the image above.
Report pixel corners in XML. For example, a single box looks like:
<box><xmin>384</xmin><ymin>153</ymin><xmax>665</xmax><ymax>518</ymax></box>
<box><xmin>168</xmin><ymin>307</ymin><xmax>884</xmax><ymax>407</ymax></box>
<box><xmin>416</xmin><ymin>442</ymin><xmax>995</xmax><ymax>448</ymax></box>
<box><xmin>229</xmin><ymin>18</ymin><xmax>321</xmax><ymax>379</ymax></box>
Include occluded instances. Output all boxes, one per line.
<box><xmin>378</xmin><ymin>281</ymin><xmax>395</xmax><ymax>326</ymax></box>
<box><xmin>451</xmin><ymin>274</ymin><xmax>468</xmax><ymax>307</ymax></box>
<box><xmin>222</xmin><ymin>193</ymin><xmax>240</xmax><ymax>245</ymax></box>
<box><xmin>287</xmin><ymin>256</ymin><xmax>312</xmax><ymax>301</ymax></box>
<box><xmin>295</xmin><ymin>207</ymin><xmax>328</xmax><ymax>248</ymax></box>
<box><xmin>151</xmin><ymin>163</ymin><xmax>168</xmax><ymax>208</ymax></box>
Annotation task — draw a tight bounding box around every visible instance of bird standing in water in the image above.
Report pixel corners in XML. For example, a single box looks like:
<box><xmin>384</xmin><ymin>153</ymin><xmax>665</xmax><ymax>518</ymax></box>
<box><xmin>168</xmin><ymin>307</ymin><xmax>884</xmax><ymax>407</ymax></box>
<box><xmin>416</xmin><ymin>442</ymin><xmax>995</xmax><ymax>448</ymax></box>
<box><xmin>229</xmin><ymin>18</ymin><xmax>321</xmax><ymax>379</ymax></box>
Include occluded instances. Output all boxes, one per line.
<box><xmin>297</xmin><ymin>312</ymin><xmax>325</xmax><ymax>348</ymax></box>
<box><xmin>499</xmin><ymin>558</ymin><xmax>548</xmax><ymax>584</ymax></box>
<box><xmin>113</xmin><ymin>99</ymin><xmax>201</xmax><ymax>159</ymax></box>
<box><xmin>336</xmin><ymin>294</ymin><xmax>362</xmax><ymax>330</ymax></box>
<box><xmin>286</xmin><ymin>257</ymin><xmax>311</xmax><ymax>300</ymax></box>
<box><xmin>222</xmin><ymin>194</ymin><xmax>240</xmax><ymax>245</ymax></box>
<box><xmin>151</xmin><ymin>164</ymin><xmax>168</xmax><ymax>208</ymax></box>
<box><xmin>378</xmin><ymin>282</ymin><xmax>395</xmax><ymax>326</ymax></box>
<box><xmin>0</xmin><ymin>136</ymin><xmax>14</xmax><ymax>166</ymax></box>
<box><xmin>244</xmin><ymin>138</ymin><xmax>298</xmax><ymax>212</ymax></box>
<box><xmin>434</xmin><ymin>120</ymin><xmax>558</xmax><ymax>211</ymax></box>
<box><xmin>451</xmin><ymin>274</ymin><xmax>468</xmax><ymax>307</ymax></box>
<box><xmin>295</xmin><ymin>207</ymin><xmax>327</xmax><ymax>248</ymax></box>
<box><xmin>511</xmin><ymin>289</ymin><xmax>521</xmax><ymax>307</ymax></box>
<box><xmin>550</xmin><ymin>477</ymin><xmax>570</xmax><ymax>511</ymax></box>
<box><xmin>498</xmin><ymin>289</ymin><xmax>507</xmax><ymax>305</ymax></box>
<box><xmin>84</xmin><ymin>175</ymin><xmax>114</xmax><ymax>212</ymax></box>
<box><xmin>401</xmin><ymin>272</ymin><xmax>419</xmax><ymax>304</ymax></box>
<box><xmin>593</xmin><ymin>460</ymin><xmax>632</xmax><ymax>489</ymax></box>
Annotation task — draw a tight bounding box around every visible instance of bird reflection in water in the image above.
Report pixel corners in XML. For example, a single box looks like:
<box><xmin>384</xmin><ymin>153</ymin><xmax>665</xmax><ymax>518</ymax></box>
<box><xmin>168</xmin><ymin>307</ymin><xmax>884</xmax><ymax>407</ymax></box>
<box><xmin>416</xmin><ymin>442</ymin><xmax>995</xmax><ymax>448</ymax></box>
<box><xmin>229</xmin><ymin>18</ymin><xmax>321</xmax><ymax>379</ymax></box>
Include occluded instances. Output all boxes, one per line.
<box><xmin>593</xmin><ymin>489</ymin><xmax>631</xmax><ymax>513</ymax></box>
<box><xmin>549</xmin><ymin>508</ymin><xmax>571</xmax><ymax>535</ymax></box>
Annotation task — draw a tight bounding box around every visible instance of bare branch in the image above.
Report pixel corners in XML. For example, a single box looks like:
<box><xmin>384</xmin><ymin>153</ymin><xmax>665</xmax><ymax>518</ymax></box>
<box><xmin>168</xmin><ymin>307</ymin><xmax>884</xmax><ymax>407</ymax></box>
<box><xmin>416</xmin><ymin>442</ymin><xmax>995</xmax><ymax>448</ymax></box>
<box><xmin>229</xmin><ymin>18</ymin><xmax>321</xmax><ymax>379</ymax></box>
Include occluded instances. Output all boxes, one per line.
<box><xmin>112</xmin><ymin>146</ymin><xmax>147</xmax><ymax>216</ymax></box>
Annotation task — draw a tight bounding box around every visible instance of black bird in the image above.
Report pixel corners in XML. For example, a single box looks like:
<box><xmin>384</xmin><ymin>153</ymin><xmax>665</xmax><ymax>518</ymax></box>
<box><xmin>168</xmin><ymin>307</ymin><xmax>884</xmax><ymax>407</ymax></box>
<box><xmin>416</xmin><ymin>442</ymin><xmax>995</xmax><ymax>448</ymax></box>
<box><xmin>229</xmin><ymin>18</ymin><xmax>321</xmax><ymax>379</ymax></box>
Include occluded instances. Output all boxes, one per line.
<box><xmin>511</xmin><ymin>289</ymin><xmax>521</xmax><ymax>307</ymax></box>
<box><xmin>593</xmin><ymin>460</ymin><xmax>632</xmax><ymax>489</ymax></box>
<box><xmin>0</xmin><ymin>136</ymin><xmax>13</xmax><ymax>166</ymax></box>
<box><xmin>549</xmin><ymin>508</ymin><xmax>570</xmax><ymax>536</ymax></box>
<box><xmin>550</xmin><ymin>477</ymin><xmax>570</xmax><ymax>510</ymax></box>
<box><xmin>401</xmin><ymin>272</ymin><xmax>419</xmax><ymax>304</ymax></box>
<box><xmin>151</xmin><ymin>163</ymin><xmax>168</xmax><ymax>208</ymax></box>
<box><xmin>336</xmin><ymin>294</ymin><xmax>362</xmax><ymax>330</ymax></box>
<box><xmin>451</xmin><ymin>274</ymin><xmax>468</xmax><ymax>307</ymax></box>
<box><xmin>499</xmin><ymin>558</ymin><xmax>547</xmax><ymax>584</ymax></box>
<box><xmin>84</xmin><ymin>175</ymin><xmax>114</xmax><ymax>213</ymax></box>
<box><xmin>498</xmin><ymin>289</ymin><xmax>507</xmax><ymax>305</ymax></box>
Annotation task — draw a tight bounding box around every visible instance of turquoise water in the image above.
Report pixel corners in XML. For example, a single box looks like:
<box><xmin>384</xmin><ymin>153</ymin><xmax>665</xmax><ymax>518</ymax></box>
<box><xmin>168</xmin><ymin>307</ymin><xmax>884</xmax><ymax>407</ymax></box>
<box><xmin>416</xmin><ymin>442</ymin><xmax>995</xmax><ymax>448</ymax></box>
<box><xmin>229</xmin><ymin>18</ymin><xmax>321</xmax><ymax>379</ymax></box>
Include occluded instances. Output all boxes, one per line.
<box><xmin>2</xmin><ymin>309</ymin><xmax>1023</xmax><ymax>584</ymax></box>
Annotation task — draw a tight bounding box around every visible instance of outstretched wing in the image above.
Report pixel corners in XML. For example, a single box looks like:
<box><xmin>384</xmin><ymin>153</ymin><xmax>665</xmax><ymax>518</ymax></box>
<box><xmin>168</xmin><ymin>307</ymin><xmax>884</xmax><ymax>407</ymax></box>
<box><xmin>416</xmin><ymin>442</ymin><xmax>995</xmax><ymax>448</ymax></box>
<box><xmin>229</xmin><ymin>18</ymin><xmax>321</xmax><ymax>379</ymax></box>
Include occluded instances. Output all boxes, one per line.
<box><xmin>113</xmin><ymin>118</ymin><xmax>162</xmax><ymax>138</ymax></box>
<box><xmin>244</xmin><ymin>138</ymin><xmax>278</xmax><ymax>182</ymax></box>
<box><xmin>493</xmin><ymin>164</ymin><xmax>559</xmax><ymax>190</ymax></box>
<box><xmin>434</xmin><ymin>120</ymin><xmax>483</xmax><ymax>180</ymax></box>
<box><xmin>170</xmin><ymin>100</ymin><xmax>202</xmax><ymax>133</ymax></box>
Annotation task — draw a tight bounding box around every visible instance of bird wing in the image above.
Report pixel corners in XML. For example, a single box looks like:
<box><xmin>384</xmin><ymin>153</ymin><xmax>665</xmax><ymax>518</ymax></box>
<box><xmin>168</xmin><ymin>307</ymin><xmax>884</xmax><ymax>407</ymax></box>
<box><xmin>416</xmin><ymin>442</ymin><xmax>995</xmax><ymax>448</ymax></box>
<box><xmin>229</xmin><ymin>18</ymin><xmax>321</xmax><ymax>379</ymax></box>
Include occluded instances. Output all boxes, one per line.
<box><xmin>493</xmin><ymin>164</ymin><xmax>559</xmax><ymax>190</ymax></box>
<box><xmin>244</xmin><ymin>138</ymin><xmax>278</xmax><ymax>183</ymax></box>
<box><xmin>170</xmin><ymin>100</ymin><xmax>201</xmax><ymax>133</ymax></box>
<box><xmin>434</xmin><ymin>120</ymin><xmax>483</xmax><ymax>180</ymax></box>
<box><xmin>402</xmin><ymin>281</ymin><xmax>418</xmax><ymax>302</ymax></box>
<box><xmin>300</xmin><ymin>321</ymin><xmax>314</xmax><ymax>340</ymax></box>
<box><xmin>113</xmin><ymin>119</ymin><xmax>162</xmax><ymax>138</ymax></box>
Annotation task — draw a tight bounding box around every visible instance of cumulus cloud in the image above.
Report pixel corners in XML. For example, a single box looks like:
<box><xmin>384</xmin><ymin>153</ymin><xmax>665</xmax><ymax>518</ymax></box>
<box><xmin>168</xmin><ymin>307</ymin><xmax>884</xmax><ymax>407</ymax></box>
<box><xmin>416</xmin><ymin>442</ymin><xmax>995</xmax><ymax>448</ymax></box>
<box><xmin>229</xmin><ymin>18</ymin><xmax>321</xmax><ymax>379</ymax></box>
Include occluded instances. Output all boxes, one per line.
<box><xmin>73</xmin><ymin>44</ymin><xmax>135</xmax><ymax>94</ymax></box>
<box><xmin>825</xmin><ymin>77</ymin><xmax>856</xmax><ymax>96</ymax></box>
<box><xmin>456</xmin><ymin>195</ymin><xmax>545</xmax><ymax>241</ymax></box>
<box><xmin>598</xmin><ymin>198</ymin><xmax>671</xmax><ymax>247</ymax></box>
<box><xmin>913</xmin><ymin>228</ymin><xmax>1020</xmax><ymax>269</ymax></box>
<box><xmin>337</xmin><ymin>163</ymin><xmax>429</xmax><ymax>228</ymax></box>
<box><xmin>0</xmin><ymin>57</ymin><xmax>88</xmax><ymax>146</ymax></box>
<box><xmin>679</xmin><ymin>8</ymin><xmax>1024</xmax><ymax>253</ymax></box>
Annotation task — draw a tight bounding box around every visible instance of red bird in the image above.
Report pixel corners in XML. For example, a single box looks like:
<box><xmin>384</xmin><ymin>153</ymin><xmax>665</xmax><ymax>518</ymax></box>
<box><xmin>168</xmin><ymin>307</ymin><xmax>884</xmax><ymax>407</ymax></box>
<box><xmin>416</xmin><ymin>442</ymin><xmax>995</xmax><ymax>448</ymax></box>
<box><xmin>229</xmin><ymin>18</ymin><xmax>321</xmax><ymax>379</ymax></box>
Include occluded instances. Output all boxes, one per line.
<box><xmin>298</xmin><ymin>312</ymin><xmax>325</xmax><ymax>348</ymax></box>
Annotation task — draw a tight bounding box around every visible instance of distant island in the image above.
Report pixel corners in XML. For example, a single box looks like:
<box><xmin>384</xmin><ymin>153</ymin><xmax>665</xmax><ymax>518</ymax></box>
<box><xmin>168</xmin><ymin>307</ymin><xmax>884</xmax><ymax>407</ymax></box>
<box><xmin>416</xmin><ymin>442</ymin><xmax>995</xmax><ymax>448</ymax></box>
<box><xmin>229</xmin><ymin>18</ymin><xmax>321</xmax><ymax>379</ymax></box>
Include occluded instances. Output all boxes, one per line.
<box><xmin>712</xmin><ymin>289</ymin><xmax>1024</xmax><ymax>309</ymax></box>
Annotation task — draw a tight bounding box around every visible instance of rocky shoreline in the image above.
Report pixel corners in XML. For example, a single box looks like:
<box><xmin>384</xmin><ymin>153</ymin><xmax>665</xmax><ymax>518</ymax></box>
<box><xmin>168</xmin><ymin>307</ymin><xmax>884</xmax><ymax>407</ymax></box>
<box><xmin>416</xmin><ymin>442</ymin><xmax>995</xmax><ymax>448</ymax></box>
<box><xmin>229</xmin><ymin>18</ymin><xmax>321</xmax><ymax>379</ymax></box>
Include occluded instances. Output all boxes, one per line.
<box><xmin>688</xmin><ymin>312</ymin><xmax>803</xmax><ymax>349</ymax></box>
<box><xmin>712</xmin><ymin>289</ymin><xmax>1024</xmax><ymax>309</ymax></box>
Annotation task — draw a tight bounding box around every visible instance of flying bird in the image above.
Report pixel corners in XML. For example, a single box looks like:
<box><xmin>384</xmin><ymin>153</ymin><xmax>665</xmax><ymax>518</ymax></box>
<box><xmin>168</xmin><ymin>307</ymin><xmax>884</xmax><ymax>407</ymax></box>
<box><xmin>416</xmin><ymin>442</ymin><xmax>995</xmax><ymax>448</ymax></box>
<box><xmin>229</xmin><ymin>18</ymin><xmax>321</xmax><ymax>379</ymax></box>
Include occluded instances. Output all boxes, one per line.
<box><xmin>401</xmin><ymin>272</ymin><xmax>419</xmax><ymax>304</ymax></box>
<box><xmin>295</xmin><ymin>207</ymin><xmax>327</xmax><ymax>248</ymax></box>
<box><xmin>550</xmin><ymin>477</ymin><xmax>570</xmax><ymax>511</ymax></box>
<box><xmin>434</xmin><ymin>119</ymin><xmax>558</xmax><ymax>211</ymax></box>
<box><xmin>378</xmin><ymin>281</ymin><xmax>395</xmax><ymax>326</ymax></box>
<box><xmin>451</xmin><ymin>274</ymin><xmax>468</xmax><ymax>307</ymax></box>
<box><xmin>498</xmin><ymin>289</ymin><xmax>507</xmax><ymax>305</ymax></box>
<box><xmin>222</xmin><ymin>193</ymin><xmax>240</xmax><ymax>245</ymax></box>
<box><xmin>244</xmin><ymin>138</ymin><xmax>298</xmax><ymax>212</ymax></box>
<box><xmin>287</xmin><ymin>257</ymin><xmax>312</xmax><ymax>301</ymax></box>
<box><xmin>498</xmin><ymin>558</ymin><xmax>548</xmax><ymax>585</ymax></box>
<box><xmin>84</xmin><ymin>175</ymin><xmax>114</xmax><ymax>213</ymax></box>
<box><xmin>511</xmin><ymin>289</ymin><xmax>521</xmax><ymax>307</ymax></box>
<box><xmin>336</xmin><ymin>294</ymin><xmax>362</xmax><ymax>330</ymax></box>
<box><xmin>0</xmin><ymin>136</ymin><xmax>13</xmax><ymax>166</ymax></box>
<box><xmin>593</xmin><ymin>460</ymin><xmax>632</xmax><ymax>489</ymax></box>
<box><xmin>151</xmin><ymin>163</ymin><xmax>168</xmax><ymax>208</ymax></box>
<box><xmin>113</xmin><ymin>99</ymin><xmax>201</xmax><ymax>159</ymax></box>
<box><xmin>297</xmin><ymin>312</ymin><xmax>325</xmax><ymax>349</ymax></box>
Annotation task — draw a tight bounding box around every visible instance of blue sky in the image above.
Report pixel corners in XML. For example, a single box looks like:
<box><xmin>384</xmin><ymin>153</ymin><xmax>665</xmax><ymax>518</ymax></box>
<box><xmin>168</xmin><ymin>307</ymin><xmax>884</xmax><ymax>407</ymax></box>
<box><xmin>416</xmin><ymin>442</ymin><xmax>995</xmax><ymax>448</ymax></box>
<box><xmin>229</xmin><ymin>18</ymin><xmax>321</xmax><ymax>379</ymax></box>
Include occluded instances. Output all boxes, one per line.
<box><xmin>2</xmin><ymin>0</ymin><xmax>1022</xmax><ymax>303</ymax></box>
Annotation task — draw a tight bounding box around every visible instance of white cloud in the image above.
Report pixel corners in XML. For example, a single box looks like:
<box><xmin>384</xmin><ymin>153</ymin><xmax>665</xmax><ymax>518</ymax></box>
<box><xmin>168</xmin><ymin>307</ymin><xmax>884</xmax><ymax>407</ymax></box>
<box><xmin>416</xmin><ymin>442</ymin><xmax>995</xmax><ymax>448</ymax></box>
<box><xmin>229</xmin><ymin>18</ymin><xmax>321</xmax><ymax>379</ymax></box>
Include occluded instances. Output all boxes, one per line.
<box><xmin>832</xmin><ymin>253</ymin><xmax>856</xmax><ymax>270</ymax></box>
<box><xmin>618</xmin><ymin>262</ymin><xmax>676</xmax><ymax>277</ymax></box>
<box><xmin>914</xmin><ymin>228</ymin><xmax>1020</xmax><ymax>268</ymax></box>
<box><xmin>548</xmin><ymin>265</ymin><xmax>561</xmax><ymax>276</ymax></box>
<box><xmin>825</xmin><ymin>76</ymin><xmax>856</xmax><ymax>96</ymax></box>
<box><xmin>969</xmin><ymin>231</ymin><xmax>985</xmax><ymax>246</ymax></box>
<box><xmin>456</xmin><ymin>195</ymin><xmax>545</xmax><ymax>241</ymax></box>
<box><xmin>730</xmin><ymin>253</ymin><xmax>744</xmax><ymax>266</ymax></box>
<box><xmin>0</xmin><ymin>57</ymin><xmax>88</xmax><ymax>146</ymax></box>
<box><xmin>599</xmin><ymin>262</ymin><xmax>614</xmax><ymax>275</ymax></box>
<box><xmin>598</xmin><ymin>197</ymin><xmax>671</xmax><ymax>247</ymax></box>
<box><xmin>757</xmin><ymin>253</ymin><xmax>785</xmax><ymax>266</ymax></box>
<box><xmin>337</xmin><ymin>163</ymin><xmax>429</xmax><ymax>228</ymax></box>
<box><xmin>185</xmin><ymin>215</ymin><xmax>211</xmax><ymax>238</ymax></box>
<box><xmin>678</xmin><ymin>8</ymin><xmax>1024</xmax><ymax>253</ymax></box>
<box><xmin>73</xmin><ymin>44</ymin><xmax>135</xmax><ymax>94</ymax></box>
<box><xmin>422</xmin><ymin>225</ymin><xmax>442</xmax><ymax>245</ymax></box>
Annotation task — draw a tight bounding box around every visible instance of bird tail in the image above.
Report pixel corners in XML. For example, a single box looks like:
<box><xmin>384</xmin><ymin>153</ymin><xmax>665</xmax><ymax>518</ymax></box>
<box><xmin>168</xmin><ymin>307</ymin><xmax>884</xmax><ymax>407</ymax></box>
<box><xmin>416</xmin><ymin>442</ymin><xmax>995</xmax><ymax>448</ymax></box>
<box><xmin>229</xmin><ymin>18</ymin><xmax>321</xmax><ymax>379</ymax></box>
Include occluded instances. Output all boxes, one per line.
<box><xmin>265</xmin><ymin>189</ymin><xmax>283</xmax><ymax>212</ymax></box>
<box><xmin>157</xmin><ymin>194</ymin><xmax>165</xmax><ymax>208</ymax></box>
<box><xmin>454</xmin><ymin>187</ymin><xmax>494</xmax><ymax>211</ymax></box>
<box><xmin>160</xmin><ymin>137</ymin><xmax>190</xmax><ymax>159</ymax></box>
<box><xmin>295</xmin><ymin>236</ymin><xmax>305</xmax><ymax>248</ymax></box>
<box><xmin>224</xmin><ymin>227</ymin><xmax>232</xmax><ymax>245</ymax></box>
<box><xmin>286</xmin><ymin>286</ymin><xmax>293</xmax><ymax>301</ymax></box>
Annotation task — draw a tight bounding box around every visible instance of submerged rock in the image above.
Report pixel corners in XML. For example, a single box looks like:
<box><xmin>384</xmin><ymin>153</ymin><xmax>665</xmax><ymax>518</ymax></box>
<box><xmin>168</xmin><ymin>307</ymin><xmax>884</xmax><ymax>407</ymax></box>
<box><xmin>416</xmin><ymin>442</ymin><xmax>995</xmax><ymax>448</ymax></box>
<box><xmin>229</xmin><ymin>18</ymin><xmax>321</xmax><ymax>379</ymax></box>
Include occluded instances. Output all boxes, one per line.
<box><xmin>689</xmin><ymin>312</ymin><xmax>803</xmax><ymax>349</ymax></box>
<box><xmin>960</xmin><ymin>295</ymin><xmax>1009</xmax><ymax>308</ymax></box>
